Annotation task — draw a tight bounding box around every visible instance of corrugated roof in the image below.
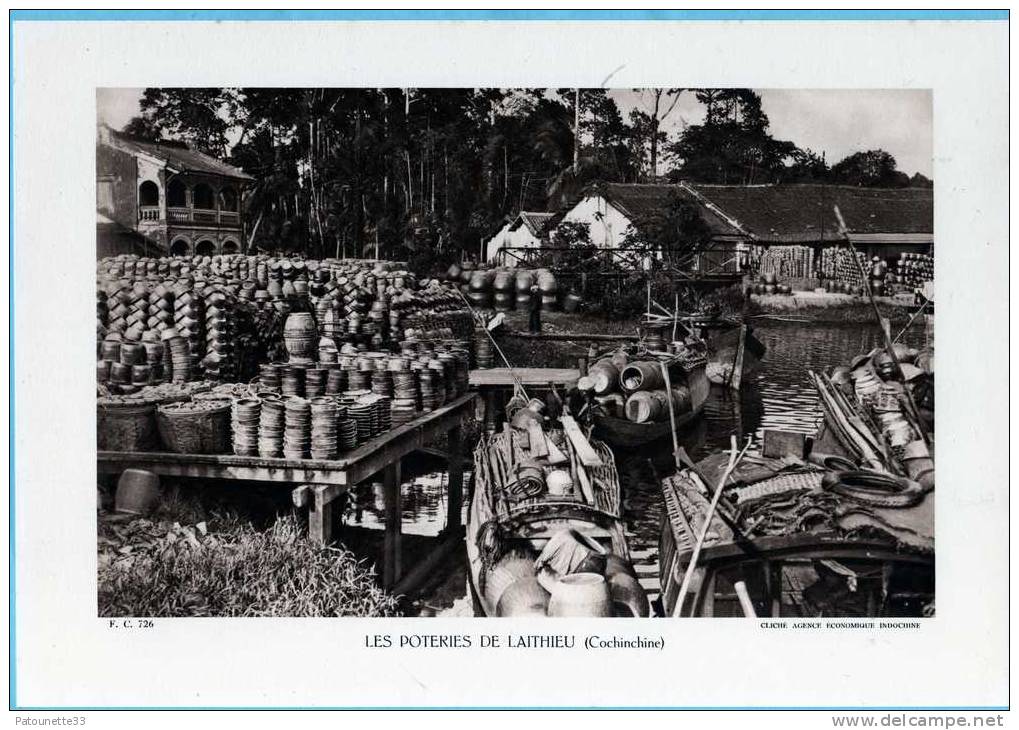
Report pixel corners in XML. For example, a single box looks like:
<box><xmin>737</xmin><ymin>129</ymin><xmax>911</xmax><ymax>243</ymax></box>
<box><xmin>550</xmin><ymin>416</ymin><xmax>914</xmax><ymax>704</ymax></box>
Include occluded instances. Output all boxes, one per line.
<box><xmin>689</xmin><ymin>184</ymin><xmax>933</xmax><ymax>243</ymax></box>
<box><xmin>106</xmin><ymin>128</ymin><xmax>254</xmax><ymax>181</ymax></box>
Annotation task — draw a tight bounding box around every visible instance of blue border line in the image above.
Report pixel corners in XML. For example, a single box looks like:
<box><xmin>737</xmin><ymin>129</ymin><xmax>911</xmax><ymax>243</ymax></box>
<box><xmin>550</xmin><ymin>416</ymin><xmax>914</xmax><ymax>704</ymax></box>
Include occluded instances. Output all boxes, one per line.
<box><xmin>7</xmin><ymin>9</ymin><xmax>1011</xmax><ymax>21</ymax></box>
<box><xmin>6</xmin><ymin>5</ymin><xmax>1009</xmax><ymax>713</ymax></box>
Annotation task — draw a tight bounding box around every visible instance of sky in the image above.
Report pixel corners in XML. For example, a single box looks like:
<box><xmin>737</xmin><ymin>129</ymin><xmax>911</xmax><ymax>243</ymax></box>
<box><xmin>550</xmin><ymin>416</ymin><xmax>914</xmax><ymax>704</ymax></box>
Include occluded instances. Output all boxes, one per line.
<box><xmin>97</xmin><ymin>87</ymin><xmax>933</xmax><ymax>177</ymax></box>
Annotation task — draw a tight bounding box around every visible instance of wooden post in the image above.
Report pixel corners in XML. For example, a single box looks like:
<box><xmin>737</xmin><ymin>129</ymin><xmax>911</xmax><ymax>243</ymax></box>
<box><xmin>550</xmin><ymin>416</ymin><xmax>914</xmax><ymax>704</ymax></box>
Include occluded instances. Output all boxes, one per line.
<box><xmin>382</xmin><ymin>461</ymin><xmax>403</xmax><ymax>589</ymax></box>
<box><xmin>308</xmin><ymin>485</ymin><xmax>333</xmax><ymax>546</ymax></box>
<box><xmin>446</xmin><ymin>424</ymin><xmax>463</xmax><ymax>532</ymax></box>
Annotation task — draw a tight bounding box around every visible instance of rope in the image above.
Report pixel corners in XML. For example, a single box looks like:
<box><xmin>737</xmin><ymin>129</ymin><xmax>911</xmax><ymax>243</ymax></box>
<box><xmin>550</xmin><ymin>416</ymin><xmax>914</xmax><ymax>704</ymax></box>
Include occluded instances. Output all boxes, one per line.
<box><xmin>453</xmin><ymin>285</ymin><xmax>529</xmax><ymax>402</ymax></box>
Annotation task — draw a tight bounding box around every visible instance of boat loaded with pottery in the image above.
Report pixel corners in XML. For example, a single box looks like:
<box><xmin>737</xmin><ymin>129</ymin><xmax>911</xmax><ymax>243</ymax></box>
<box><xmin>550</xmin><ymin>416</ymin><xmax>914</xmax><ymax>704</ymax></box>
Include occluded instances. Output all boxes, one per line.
<box><xmin>577</xmin><ymin>336</ymin><xmax>710</xmax><ymax>449</ymax></box>
<box><xmin>659</xmin><ymin>342</ymin><xmax>935</xmax><ymax>618</ymax></box>
<box><xmin>466</xmin><ymin>395</ymin><xmax>649</xmax><ymax>617</ymax></box>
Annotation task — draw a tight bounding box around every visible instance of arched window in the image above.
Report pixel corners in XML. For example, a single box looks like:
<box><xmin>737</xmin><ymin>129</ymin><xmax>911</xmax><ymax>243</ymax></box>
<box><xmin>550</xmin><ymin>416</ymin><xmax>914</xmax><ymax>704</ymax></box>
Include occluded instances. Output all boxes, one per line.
<box><xmin>195</xmin><ymin>239</ymin><xmax>216</xmax><ymax>256</ymax></box>
<box><xmin>170</xmin><ymin>238</ymin><xmax>190</xmax><ymax>256</ymax></box>
<box><xmin>221</xmin><ymin>239</ymin><xmax>239</xmax><ymax>254</ymax></box>
<box><xmin>167</xmin><ymin>179</ymin><xmax>187</xmax><ymax>208</ymax></box>
<box><xmin>138</xmin><ymin>180</ymin><xmax>159</xmax><ymax>206</ymax></box>
<box><xmin>193</xmin><ymin>183</ymin><xmax>215</xmax><ymax>210</ymax></box>
<box><xmin>219</xmin><ymin>187</ymin><xmax>238</xmax><ymax>211</ymax></box>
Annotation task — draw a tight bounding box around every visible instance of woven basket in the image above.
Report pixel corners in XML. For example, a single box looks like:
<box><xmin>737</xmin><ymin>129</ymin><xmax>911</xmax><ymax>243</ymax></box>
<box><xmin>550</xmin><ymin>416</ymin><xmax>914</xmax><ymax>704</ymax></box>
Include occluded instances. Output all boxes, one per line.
<box><xmin>156</xmin><ymin>402</ymin><xmax>232</xmax><ymax>454</ymax></box>
<box><xmin>97</xmin><ymin>402</ymin><xmax>157</xmax><ymax>452</ymax></box>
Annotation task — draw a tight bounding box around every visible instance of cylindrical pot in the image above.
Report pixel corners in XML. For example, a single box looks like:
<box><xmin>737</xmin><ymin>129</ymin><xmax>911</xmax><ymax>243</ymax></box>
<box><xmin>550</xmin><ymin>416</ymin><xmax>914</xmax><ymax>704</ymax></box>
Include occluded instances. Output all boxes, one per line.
<box><xmin>547</xmin><ymin>573</ymin><xmax>612</xmax><ymax>617</ymax></box>
<box><xmin>588</xmin><ymin>359</ymin><xmax>620</xmax><ymax>395</ymax></box>
<box><xmin>115</xmin><ymin>468</ymin><xmax>161</xmax><ymax>515</ymax></box>
<box><xmin>283</xmin><ymin>312</ymin><xmax>318</xmax><ymax>361</ymax></box>
<box><xmin>620</xmin><ymin>361</ymin><xmax>664</xmax><ymax>393</ymax></box>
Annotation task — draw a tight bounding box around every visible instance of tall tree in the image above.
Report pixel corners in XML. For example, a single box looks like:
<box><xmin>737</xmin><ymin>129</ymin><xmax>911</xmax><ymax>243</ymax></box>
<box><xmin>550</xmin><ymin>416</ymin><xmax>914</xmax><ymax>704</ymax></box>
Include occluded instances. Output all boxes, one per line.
<box><xmin>830</xmin><ymin>149</ymin><xmax>910</xmax><ymax>187</ymax></box>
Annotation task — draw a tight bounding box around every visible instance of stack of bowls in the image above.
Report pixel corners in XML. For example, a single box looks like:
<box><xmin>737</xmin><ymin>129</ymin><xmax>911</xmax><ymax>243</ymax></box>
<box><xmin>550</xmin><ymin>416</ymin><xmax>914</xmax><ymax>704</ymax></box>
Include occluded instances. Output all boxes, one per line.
<box><xmin>374</xmin><ymin>396</ymin><xmax>392</xmax><ymax>434</ymax></box>
<box><xmin>305</xmin><ymin>368</ymin><xmax>327</xmax><ymax>397</ymax></box>
<box><xmin>281</xmin><ymin>366</ymin><xmax>304</xmax><ymax>397</ymax></box>
<box><xmin>283</xmin><ymin>397</ymin><xmax>311</xmax><ymax>459</ymax></box>
<box><xmin>325</xmin><ymin>367</ymin><xmax>347</xmax><ymax>395</ymax></box>
<box><xmin>259</xmin><ymin>363</ymin><xmax>281</xmax><ymax>391</ymax></box>
<box><xmin>338</xmin><ymin>416</ymin><xmax>358</xmax><ymax>451</ymax></box>
<box><xmin>231</xmin><ymin>398</ymin><xmax>261</xmax><ymax>456</ymax></box>
<box><xmin>166</xmin><ymin>334</ymin><xmax>192</xmax><ymax>383</ymax></box>
<box><xmin>419</xmin><ymin>369</ymin><xmax>438</xmax><ymax>412</ymax></box>
<box><xmin>258</xmin><ymin>396</ymin><xmax>284</xmax><ymax>457</ymax></box>
<box><xmin>348</xmin><ymin>398</ymin><xmax>374</xmax><ymax>444</ymax></box>
<box><xmin>372</xmin><ymin>370</ymin><xmax>394</xmax><ymax>398</ymax></box>
<box><xmin>309</xmin><ymin>397</ymin><xmax>338</xmax><ymax>460</ymax></box>
<box><xmin>348</xmin><ymin>369</ymin><xmax>371</xmax><ymax>391</ymax></box>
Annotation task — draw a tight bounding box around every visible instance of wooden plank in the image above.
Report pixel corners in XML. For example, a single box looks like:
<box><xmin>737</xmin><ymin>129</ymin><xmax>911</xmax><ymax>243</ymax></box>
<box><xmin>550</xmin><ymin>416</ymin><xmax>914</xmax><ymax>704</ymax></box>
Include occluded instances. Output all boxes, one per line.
<box><xmin>525</xmin><ymin>421</ymin><xmax>549</xmax><ymax>457</ymax></box>
<box><xmin>96</xmin><ymin>454</ymin><xmax>349</xmax><ymax>486</ymax></box>
<box><xmin>560</xmin><ymin>415</ymin><xmax>603</xmax><ymax>467</ymax></box>
<box><xmin>382</xmin><ymin>461</ymin><xmax>403</xmax><ymax>589</ymax></box>
<box><xmin>291</xmin><ymin>485</ymin><xmax>312</xmax><ymax>508</ymax></box>
<box><xmin>469</xmin><ymin>368</ymin><xmax>579</xmax><ymax>387</ymax></box>
<box><xmin>545</xmin><ymin>436</ymin><xmax>569</xmax><ymax>466</ymax></box>
<box><xmin>501</xmin><ymin>332</ymin><xmax>634</xmax><ymax>342</ymax></box>
<box><xmin>445</xmin><ymin>425</ymin><xmax>464</xmax><ymax>532</ymax></box>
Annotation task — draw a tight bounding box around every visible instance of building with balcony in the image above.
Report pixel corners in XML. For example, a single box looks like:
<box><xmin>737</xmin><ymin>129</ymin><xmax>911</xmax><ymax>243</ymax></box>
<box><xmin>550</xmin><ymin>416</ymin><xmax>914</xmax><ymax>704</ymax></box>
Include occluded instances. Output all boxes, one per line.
<box><xmin>96</xmin><ymin>124</ymin><xmax>255</xmax><ymax>257</ymax></box>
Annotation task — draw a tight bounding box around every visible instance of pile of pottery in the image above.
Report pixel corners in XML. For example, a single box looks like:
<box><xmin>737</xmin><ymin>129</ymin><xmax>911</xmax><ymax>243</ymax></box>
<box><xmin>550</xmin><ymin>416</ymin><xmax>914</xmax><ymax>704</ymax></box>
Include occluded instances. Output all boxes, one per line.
<box><xmin>202</xmin><ymin>290</ymin><xmax>237</xmax><ymax>381</ymax></box>
<box><xmin>579</xmin><ymin>348</ymin><xmax>694</xmax><ymax>424</ymax></box>
<box><xmin>231</xmin><ymin>398</ymin><xmax>261</xmax><ymax>456</ymax></box>
<box><xmin>450</xmin><ymin>264</ymin><xmax>561</xmax><ymax>312</ymax></box>
<box><xmin>749</xmin><ymin>272</ymin><xmax>794</xmax><ymax>296</ymax></box>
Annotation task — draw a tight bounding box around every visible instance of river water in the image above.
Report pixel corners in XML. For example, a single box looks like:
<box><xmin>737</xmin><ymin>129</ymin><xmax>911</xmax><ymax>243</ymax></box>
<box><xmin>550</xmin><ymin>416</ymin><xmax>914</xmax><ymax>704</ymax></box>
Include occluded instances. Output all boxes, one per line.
<box><xmin>344</xmin><ymin>321</ymin><xmax>931</xmax><ymax>604</ymax></box>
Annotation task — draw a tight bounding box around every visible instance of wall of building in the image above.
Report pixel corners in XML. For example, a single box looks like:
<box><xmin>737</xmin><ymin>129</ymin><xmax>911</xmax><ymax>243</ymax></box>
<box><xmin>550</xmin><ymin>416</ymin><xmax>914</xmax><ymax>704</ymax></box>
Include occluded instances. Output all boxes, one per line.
<box><xmin>96</xmin><ymin>143</ymin><xmax>137</xmax><ymax>231</ymax></box>
<box><xmin>486</xmin><ymin>223</ymin><xmax>544</xmax><ymax>266</ymax></box>
<box><xmin>558</xmin><ymin>195</ymin><xmax>634</xmax><ymax>249</ymax></box>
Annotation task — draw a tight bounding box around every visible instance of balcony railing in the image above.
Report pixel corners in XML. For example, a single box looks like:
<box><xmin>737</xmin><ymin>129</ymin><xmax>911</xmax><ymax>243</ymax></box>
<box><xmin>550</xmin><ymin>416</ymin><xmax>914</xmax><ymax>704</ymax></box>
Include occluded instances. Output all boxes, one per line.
<box><xmin>164</xmin><ymin>207</ymin><xmax>242</xmax><ymax>227</ymax></box>
<box><xmin>139</xmin><ymin>206</ymin><xmax>160</xmax><ymax>222</ymax></box>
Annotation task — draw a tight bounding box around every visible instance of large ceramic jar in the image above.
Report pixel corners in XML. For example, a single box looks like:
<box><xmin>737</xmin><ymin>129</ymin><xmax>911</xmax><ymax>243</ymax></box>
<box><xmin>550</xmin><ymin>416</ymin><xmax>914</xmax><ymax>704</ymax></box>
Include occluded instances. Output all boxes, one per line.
<box><xmin>283</xmin><ymin>312</ymin><xmax>318</xmax><ymax>362</ymax></box>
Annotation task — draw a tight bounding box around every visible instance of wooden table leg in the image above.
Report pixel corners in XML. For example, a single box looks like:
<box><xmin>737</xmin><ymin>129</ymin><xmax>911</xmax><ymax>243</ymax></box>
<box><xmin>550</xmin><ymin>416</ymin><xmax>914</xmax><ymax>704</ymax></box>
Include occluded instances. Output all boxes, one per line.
<box><xmin>446</xmin><ymin>424</ymin><xmax>463</xmax><ymax>532</ymax></box>
<box><xmin>308</xmin><ymin>485</ymin><xmax>333</xmax><ymax>546</ymax></box>
<box><xmin>382</xmin><ymin>461</ymin><xmax>402</xmax><ymax>589</ymax></box>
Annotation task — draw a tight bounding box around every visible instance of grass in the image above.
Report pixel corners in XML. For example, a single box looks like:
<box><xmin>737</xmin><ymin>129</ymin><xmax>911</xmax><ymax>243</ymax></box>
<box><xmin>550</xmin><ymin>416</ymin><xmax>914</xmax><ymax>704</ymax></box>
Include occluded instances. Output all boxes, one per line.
<box><xmin>98</xmin><ymin>510</ymin><xmax>401</xmax><ymax>617</ymax></box>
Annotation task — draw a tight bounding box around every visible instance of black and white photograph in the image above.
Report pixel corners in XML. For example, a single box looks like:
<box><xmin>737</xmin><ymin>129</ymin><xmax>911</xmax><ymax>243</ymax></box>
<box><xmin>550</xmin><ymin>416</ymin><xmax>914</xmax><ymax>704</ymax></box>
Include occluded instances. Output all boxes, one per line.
<box><xmin>95</xmin><ymin>86</ymin><xmax>935</xmax><ymax>619</ymax></box>
<box><xmin>11</xmin><ymin>10</ymin><xmax>1008</xmax><ymax>715</ymax></box>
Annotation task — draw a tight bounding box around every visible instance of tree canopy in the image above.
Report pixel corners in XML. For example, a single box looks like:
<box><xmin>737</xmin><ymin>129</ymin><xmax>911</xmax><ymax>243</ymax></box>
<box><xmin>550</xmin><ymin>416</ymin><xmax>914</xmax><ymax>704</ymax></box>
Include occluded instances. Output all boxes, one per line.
<box><xmin>121</xmin><ymin>87</ymin><xmax>929</xmax><ymax>261</ymax></box>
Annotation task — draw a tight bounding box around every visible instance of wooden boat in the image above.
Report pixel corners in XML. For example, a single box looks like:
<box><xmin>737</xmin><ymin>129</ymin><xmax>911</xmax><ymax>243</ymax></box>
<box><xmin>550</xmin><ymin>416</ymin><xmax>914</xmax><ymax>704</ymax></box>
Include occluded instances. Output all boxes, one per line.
<box><xmin>591</xmin><ymin>356</ymin><xmax>711</xmax><ymax>449</ymax></box>
<box><xmin>705</xmin><ymin>323</ymin><xmax>767</xmax><ymax>390</ymax></box>
<box><xmin>466</xmin><ymin>422</ymin><xmax>650</xmax><ymax>618</ymax></box>
<box><xmin>658</xmin><ymin>450</ymin><xmax>934</xmax><ymax>618</ymax></box>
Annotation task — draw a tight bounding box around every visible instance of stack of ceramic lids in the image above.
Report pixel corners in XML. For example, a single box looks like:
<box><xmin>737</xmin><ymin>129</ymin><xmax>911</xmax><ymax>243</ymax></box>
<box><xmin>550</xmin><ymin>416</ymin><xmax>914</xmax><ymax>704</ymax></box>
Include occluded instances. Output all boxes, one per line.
<box><xmin>305</xmin><ymin>368</ymin><xmax>327</xmax><ymax>398</ymax></box>
<box><xmin>259</xmin><ymin>363</ymin><xmax>282</xmax><ymax>390</ymax></box>
<box><xmin>371</xmin><ymin>370</ymin><xmax>393</xmax><ymax>398</ymax></box>
<box><xmin>393</xmin><ymin>370</ymin><xmax>418</xmax><ymax>408</ymax></box>
<box><xmin>347</xmin><ymin>395</ymin><xmax>374</xmax><ymax>444</ymax></box>
<box><xmin>429</xmin><ymin>360</ymin><xmax>447</xmax><ymax>406</ymax></box>
<box><xmin>418</xmin><ymin>369</ymin><xmax>438</xmax><ymax>412</ymax></box>
<box><xmin>325</xmin><ymin>367</ymin><xmax>347</xmax><ymax>395</ymax></box>
<box><xmin>166</xmin><ymin>331</ymin><xmax>192</xmax><ymax>383</ymax></box>
<box><xmin>348</xmin><ymin>368</ymin><xmax>371</xmax><ymax>391</ymax></box>
<box><xmin>231</xmin><ymin>398</ymin><xmax>261</xmax><ymax>456</ymax></box>
<box><xmin>309</xmin><ymin>397</ymin><xmax>338</xmax><ymax>460</ymax></box>
<box><xmin>335</xmin><ymin>401</ymin><xmax>358</xmax><ymax>451</ymax></box>
<box><xmin>391</xmin><ymin>394</ymin><xmax>416</xmax><ymax>427</ymax></box>
<box><xmin>283</xmin><ymin>397</ymin><xmax>311</xmax><ymax>459</ymax></box>
<box><xmin>473</xmin><ymin>330</ymin><xmax>494</xmax><ymax>368</ymax></box>
<box><xmin>373</xmin><ymin>395</ymin><xmax>391</xmax><ymax>434</ymax></box>
<box><xmin>258</xmin><ymin>395</ymin><xmax>284</xmax><ymax>457</ymax></box>
<box><xmin>281</xmin><ymin>365</ymin><xmax>304</xmax><ymax>397</ymax></box>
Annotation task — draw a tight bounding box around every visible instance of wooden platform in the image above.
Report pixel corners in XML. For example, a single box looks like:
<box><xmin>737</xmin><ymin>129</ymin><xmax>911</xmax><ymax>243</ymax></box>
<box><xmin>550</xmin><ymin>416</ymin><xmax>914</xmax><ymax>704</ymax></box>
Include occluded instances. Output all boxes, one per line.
<box><xmin>468</xmin><ymin>367</ymin><xmax>580</xmax><ymax>387</ymax></box>
<box><xmin>98</xmin><ymin>393</ymin><xmax>477</xmax><ymax>589</ymax></box>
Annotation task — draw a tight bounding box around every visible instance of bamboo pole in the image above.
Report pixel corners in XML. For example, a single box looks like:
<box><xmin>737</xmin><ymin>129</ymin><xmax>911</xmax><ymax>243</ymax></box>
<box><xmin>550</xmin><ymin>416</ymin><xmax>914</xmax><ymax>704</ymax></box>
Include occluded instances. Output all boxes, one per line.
<box><xmin>672</xmin><ymin>435</ymin><xmax>752</xmax><ymax>617</ymax></box>
<box><xmin>659</xmin><ymin>361</ymin><xmax>682</xmax><ymax>472</ymax></box>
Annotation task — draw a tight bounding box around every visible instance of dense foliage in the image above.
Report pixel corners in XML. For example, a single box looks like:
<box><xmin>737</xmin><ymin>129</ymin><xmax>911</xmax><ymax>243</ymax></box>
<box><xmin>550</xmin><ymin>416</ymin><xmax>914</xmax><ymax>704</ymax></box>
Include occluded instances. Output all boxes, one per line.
<box><xmin>124</xmin><ymin>88</ymin><xmax>930</xmax><ymax>260</ymax></box>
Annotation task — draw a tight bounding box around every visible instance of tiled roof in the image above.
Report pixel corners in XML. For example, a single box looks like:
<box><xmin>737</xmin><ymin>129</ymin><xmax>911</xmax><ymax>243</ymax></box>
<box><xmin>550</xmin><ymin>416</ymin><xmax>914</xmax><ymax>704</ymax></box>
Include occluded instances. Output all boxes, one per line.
<box><xmin>596</xmin><ymin>183</ymin><xmax>745</xmax><ymax>238</ymax></box>
<box><xmin>105</xmin><ymin>128</ymin><xmax>254</xmax><ymax>181</ymax></box>
<box><xmin>689</xmin><ymin>183</ymin><xmax>933</xmax><ymax>243</ymax></box>
<box><xmin>510</xmin><ymin>211</ymin><xmax>555</xmax><ymax>237</ymax></box>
